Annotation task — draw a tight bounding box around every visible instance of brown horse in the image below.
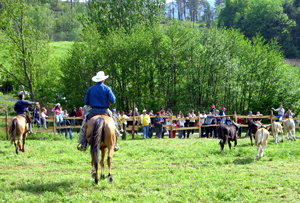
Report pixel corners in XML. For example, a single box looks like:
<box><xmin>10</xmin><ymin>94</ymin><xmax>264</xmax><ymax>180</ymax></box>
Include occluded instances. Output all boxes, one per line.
<box><xmin>86</xmin><ymin>115</ymin><xmax>116</xmax><ymax>185</ymax></box>
<box><xmin>9</xmin><ymin>116</ymin><xmax>29</xmax><ymax>154</ymax></box>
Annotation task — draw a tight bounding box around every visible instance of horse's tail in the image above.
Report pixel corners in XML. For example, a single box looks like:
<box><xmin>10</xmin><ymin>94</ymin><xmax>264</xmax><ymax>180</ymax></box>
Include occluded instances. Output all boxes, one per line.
<box><xmin>11</xmin><ymin>118</ymin><xmax>18</xmax><ymax>143</ymax></box>
<box><xmin>90</xmin><ymin>116</ymin><xmax>106</xmax><ymax>167</ymax></box>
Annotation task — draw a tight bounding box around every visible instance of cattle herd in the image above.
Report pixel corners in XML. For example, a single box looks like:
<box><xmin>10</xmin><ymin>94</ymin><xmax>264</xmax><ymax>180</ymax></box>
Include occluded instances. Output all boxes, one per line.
<box><xmin>218</xmin><ymin>118</ymin><xmax>297</xmax><ymax>160</ymax></box>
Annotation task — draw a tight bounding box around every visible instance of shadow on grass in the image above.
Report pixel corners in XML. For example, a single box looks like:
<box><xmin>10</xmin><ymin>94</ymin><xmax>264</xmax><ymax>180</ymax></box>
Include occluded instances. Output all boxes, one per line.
<box><xmin>14</xmin><ymin>181</ymin><xmax>73</xmax><ymax>194</ymax></box>
<box><xmin>233</xmin><ymin>157</ymin><xmax>254</xmax><ymax>165</ymax></box>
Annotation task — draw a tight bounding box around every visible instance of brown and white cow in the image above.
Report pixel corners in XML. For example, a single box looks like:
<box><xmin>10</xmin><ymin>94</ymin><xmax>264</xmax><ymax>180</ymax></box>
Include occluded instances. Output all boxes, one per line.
<box><xmin>271</xmin><ymin>121</ymin><xmax>283</xmax><ymax>144</ymax></box>
<box><xmin>255</xmin><ymin>128</ymin><xmax>270</xmax><ymax>160</ymax></box>
<box><xmin>282</xmin><ymin>118</ymin><xmax>296</xmax><ymax>141</ymax></box>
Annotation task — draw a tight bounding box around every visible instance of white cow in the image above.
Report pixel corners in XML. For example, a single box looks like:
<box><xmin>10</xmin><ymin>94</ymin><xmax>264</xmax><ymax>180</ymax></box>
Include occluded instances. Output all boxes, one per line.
<box><xmin>255</xmin><ymin>128</ymin><xmax>270</xmax><ymax>160</ymax></box>
<box><xmin>282</xmin><ymin>118</ymin><xmax>296</xmax><ymax>141</ymax></box>
<box><xmin>271</xmin><ymin>121</ymin><xmax>283</xmax><ymax>144</ymax></box>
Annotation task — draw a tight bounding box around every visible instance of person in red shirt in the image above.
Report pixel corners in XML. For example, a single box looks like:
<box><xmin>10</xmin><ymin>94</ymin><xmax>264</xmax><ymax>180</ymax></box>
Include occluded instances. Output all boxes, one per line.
<box><xmin>76</xmin><ymin>107</ymin><xmax>84</xmax><ymax>126</ymax></box>
<box><xmin>237</xmin><ymin>117</ymin><xmax>244</xmax><ymax>138</ymax></box>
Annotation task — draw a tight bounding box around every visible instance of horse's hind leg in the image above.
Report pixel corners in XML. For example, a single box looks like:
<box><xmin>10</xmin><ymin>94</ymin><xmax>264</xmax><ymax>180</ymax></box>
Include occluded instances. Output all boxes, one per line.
<box><xmin>22</xmin><ymin>134</ymin><xmax>27</xmax><ymax>152</ymax></box>
<box><xmin>14</xmin><ymin>141</ymin><xmax>19</xmax><ymax>154</ymax></box>
<box><xmin>100</xmin><ymin>148</ymin><xmax>107</xmax><ymax>179</ymax></box>
<box><xmin>107</xmin><ymin>147</ymin><xmax>115</xmax><ymax>183</ymax></box>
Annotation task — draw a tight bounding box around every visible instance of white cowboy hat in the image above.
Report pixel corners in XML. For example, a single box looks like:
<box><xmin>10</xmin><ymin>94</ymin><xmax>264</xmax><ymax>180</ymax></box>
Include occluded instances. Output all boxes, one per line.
<box><xmin>92</xmin><ymin>71</ymin><xmax>109</xmax><ymax>82</ymax></box>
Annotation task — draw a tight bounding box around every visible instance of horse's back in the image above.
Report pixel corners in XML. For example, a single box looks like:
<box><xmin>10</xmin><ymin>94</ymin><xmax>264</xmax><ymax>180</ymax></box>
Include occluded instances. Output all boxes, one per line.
<box><xmin>87</xmin><ymin>115</ymin><xmax>116</xmax><ymax>147</ymax></box>
<box><xmin>9</xmin><ymin>116</ymin><xmax>27</xmax><ymax>133</ymax></box>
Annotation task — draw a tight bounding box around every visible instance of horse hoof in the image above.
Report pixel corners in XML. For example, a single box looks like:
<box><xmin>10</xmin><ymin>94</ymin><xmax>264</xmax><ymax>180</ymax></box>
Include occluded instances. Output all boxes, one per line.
<box><xmin>108</xmin><ymin>176</ymin><xmax>114</xmax><ymax>184</ymax></box>
<box><xmin>22</xmin><ymin>149</ymin><xmax>25</xmax><ymax>152</ymax></box>
<box><xmin>101</xmin><ymin>174</ymin><xmax>105</xmax><ymax>179</ymax></box>
<box><xmin>91</xmin><ymin>172</ymin><xmax>96</xmax><ymax>179</ymax></box>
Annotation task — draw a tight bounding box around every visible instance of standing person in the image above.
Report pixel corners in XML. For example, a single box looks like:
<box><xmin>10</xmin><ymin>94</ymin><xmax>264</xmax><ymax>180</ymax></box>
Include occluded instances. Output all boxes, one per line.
<box><xmin>51</xmin><ymin>103</ymin><xmax>63</xmax><ymax>134</ymax></box>
<box><xmin>76</xmin><ymin>107</ymin><xmax>84</xmax><ymax>126</ymax></box>
<box><xmin>62</xmin><ymin>109</ymin><xmax>69</xmax><ymax>133</ymax></box>
<box><xmin>204</xmin><ymin>112</ymin><xmax>214</xmax><ymax>138</ymax></box>
<box><xmin>183</xmin><ymin>113</ymin><xmax>191</xmax><ymax>138</ymax></box>
<box><xmin>237</xmin><ymin>116</ymin><xmax>244</xmax><ymax>138</ymax></box>
<box><xmin>247</xmin><ymin>111</ymin><xmax>254</xmax><ymax>123</ymax></box>
<box><xmin>272</xmin><ymin>105</ymin><xmax>285</xmax><ymax>122</ymax></box>
<box><xmin>254</xmin><ymin>111</ymin><xmax>263</xmax><ymax>122</ymax></box>
<box><xmin>70</xmin><ymin>107</ymin><xmax>77</xmax><ymax>126</ymax></box>
<box><xmin>14</xmin><ymin>93</ymin><xmax>37</xmax><ymax>133</ymax></box>
<box><xmin>200</xmin><ymin>111</ymin><xmax>207</xmax><ymax>137</ymax></box>
<box><xmin>166</xmin><ymin>108</ymin><xmax>173</xmax><ymax>138</ymax></box>
<box><xmin>211</xmin><ymin>104</ymin><xmax>216</xmax><ymax>113</ymax></box>
<box><xmin>285</xmin><ymin>110</ymin><xmax>295</xmax><ymax>118</ymax></box>
<box><xmin>224</xmin><ymin>116</ymin><xmax>232</xmax><ymax>125</ymax></box>
<box><xmin>77</xmin><ymin>71</ymin><xmax>117</xmax><ymax>151</ymax></box>
<box><xmin>177</xmin><ymin>110</ymin><xmax>185</xmax><ymax>139</ymax></box>
<box><xmin>41</xmin><ymin>107</ymin><xmax>48</xmax><ymax>129</ymax></box>
<box><xmin>160</xmin><ymin>109</ymin><xmax>167</xmax><ymax>138</ymax></box>
<box><xmin>64</xmin><ymin>113</ymin><xmax>73</xmax><ymax>140</ymax></box>
<box><xmin>189</xmin><ymin>110</ymin><xmax>196</xmax><ymax>135</ymax></box>
<box><xmin>120</xmin><ymin>111</ymin><xmax>129</xmax><ymax>140</ymax></box>
<box><xmin>154</xmin><ymin>112</ymin><xmax>164</xmax><ymax>138</ymax></box>
<box><xmin>139</xmin><ymin>109</ymin><xmax>151</xmax><ymax>139</ymax></box>
<box><xmin>220</xmin><ymin>107</ymin><xmax>226</xmax><ymax>123</ymax></box>
<box><xmin>32</xmin><ymin>103</ymin><xmax>41</xmax><ymax>128</ymax></box>
<box><xmin>172</xmin><ymin>120</ymin><xmax>180</xmax><ymax>138</ymax></box>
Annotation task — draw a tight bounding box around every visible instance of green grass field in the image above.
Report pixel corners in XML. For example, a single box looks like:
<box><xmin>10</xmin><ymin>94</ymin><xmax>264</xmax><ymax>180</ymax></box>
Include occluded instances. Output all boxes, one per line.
<box><xmin>0</xmin><ymin>132</ymin><xmax>299</xmax><ymax>203</ymax></box>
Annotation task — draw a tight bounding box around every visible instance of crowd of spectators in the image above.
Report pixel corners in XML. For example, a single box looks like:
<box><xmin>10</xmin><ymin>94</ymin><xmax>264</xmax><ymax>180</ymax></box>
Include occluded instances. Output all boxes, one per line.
<box><xmin>30</xmin><ymin>103</ymin><xmax>292</xmax><ymax>140</ymax></box>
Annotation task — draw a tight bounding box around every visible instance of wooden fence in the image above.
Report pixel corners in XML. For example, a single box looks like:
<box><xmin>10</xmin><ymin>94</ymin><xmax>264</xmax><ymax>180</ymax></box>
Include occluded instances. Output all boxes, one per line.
<box><xmin>1</xmin><ymin>110</ymin><xmax>300</xmax><ymax>140</ymax></box>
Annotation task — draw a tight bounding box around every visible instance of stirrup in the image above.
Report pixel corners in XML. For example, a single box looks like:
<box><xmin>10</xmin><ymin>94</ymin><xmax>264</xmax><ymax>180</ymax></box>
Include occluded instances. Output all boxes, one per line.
<box><xmin>77</xmin><ymin>143</ymin><xmax>87</xmax><ymax>151</ymax></box>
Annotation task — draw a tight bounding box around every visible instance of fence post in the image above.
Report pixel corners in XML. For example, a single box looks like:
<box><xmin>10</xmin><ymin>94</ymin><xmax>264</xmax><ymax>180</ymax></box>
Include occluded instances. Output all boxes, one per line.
<box><xmin>6</xmin><ymin>110</ymin><xmax>9</xmax><ymax>140</ymax></box>
<box><xmin>270</xmin><ymin>110</ymin><xmax>274</xmax><ymax>122</ymax></box>
<box><xmin>198</xmin><ymin>112</ymin><xmax>201</xmax><ymax>138</ymax></box>
<box><xmin>132</xmin><ymin>111</ymin><xmax>135</xmax><ymax>139</ymax></box>
<box><xmin>234</xmin><ymin>111</ymin><xmax>238</xmax><ymax>123</ymax></box>
<box><xmin>170</xmin><ymin>115</ymin><xmax>173</xmax><ymax>138</ymax></box>
<box><xmin>53</xmin><ymin>115</ymin><xmax>56</xmax><ymax>139</ymax></box>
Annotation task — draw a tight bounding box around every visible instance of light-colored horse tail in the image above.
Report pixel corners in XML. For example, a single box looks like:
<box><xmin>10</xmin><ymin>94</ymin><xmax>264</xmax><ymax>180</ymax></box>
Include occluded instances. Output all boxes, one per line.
<box><xmin>90</xmin><ymin>116</ymin><xmax>106</xmax><ymax>174</ymax></box>
<box><xmin>11</xmin><ymin>118</ymin><xmax>18</xmax><ymax>143</ymax></box>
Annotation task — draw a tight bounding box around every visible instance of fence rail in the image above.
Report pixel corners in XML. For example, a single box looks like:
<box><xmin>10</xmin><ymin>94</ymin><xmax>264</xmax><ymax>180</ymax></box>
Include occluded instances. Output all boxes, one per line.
<box><xmin>1</xmin><ymin>110</ymin><xmax>300</xmax><ymax>140</ymax></box>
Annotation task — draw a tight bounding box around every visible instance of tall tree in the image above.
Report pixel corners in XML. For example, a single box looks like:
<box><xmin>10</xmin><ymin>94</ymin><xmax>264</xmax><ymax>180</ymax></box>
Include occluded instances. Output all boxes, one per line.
<box><xmin>0</xmin><ymin>0</ymin><xmax>52</xmax><ymax>101</ymax></box>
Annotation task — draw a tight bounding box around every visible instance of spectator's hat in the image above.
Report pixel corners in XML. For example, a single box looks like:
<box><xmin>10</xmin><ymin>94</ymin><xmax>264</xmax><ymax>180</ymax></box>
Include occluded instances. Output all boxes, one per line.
<box><xmin>222</xmin><ymin>107</ymin><xmax>226</xmax><ymax>110</ymax></box>
<box><xmin>249</xmin><ymin>111</ymin><xmax>252</xmax><ymax>114</ymax></box>
<box><xmin>288</xmin><ymin>109</ymin><xmax>292</xmax><ymax>112</ymax></box>
<box><xmin>143</xmin><ymin>109</ymin><xmax>147</xmax><ymax>113</ymax></box>
<box><xmin>212</xmin><ymin>104</ymin><xmax>216</xmax><ymax>108</ymax></box>
<box><xmin>56</xmin><ymin>103</ymin><xmax>60</xmax><ymax>106</ymax></box>
<box><xmin>92</xmin><ymin>71</ymin><xmax>109</xmax><ymax>82</ymax></box>
<box><xmin>202</xmin><ymin>111</ymin><xmax>206</xmax><ymax>113</ymax></box>
<box><xmin>111</xmin><ymin>109</ymin><xmax>115</xmax><ymax>112</ymax></box>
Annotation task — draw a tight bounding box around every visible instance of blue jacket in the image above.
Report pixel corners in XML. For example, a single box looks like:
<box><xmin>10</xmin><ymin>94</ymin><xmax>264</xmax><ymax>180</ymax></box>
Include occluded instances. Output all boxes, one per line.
<box><xmin>85</xmin><ymin>82</ymin><xmax>116</xmax><ymax>108</ymax></box>
<box><xmin>14</xmin><ymin>99</ymin><xmax>36</xmax><ymax>113</ymax></box>
<box><xmin>154</xmin><ymin>116</ymin><xmax>163</xmax><ymax>128</ymax></box>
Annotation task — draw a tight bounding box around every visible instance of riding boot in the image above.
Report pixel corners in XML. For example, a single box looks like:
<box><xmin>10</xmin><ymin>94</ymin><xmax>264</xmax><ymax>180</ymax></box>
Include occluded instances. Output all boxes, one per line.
<box><xmin>77</xmin><ymin>120</ymin><xmax>87</xmax><ymax>151</ymax></box>
<box><xmin>28</xmin><ymin>122</ymin><xmax>33</xmax><ymax>134</ymax></box>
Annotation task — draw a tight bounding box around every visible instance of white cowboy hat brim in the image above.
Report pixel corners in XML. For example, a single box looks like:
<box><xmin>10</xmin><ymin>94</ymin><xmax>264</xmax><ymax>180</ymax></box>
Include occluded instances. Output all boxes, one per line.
<box><xmin>92</xmin><ymin>75</ymin><xmax>109</xmax><ymax>82</ymax></box>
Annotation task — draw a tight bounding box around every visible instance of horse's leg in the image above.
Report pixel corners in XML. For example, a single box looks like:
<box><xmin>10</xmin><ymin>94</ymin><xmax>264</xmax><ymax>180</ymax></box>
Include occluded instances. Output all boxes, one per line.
<box><xmin>22</xmin><ymin>133</ymin><xmax>27</xmax><ymax>152</ymax></box>
<box><xmin>100</xmin><ymin>148</ymin><xmax>107</xmax><ymax>179</ymax></box>
<box><xmin>228</xmin><ymin>140</ymin><xmax>231</xmax><ymax>150</ymax></box>
<box><xmin>14</xmin><ymin>140</ymin><xmax>18</xmax><ymax>154</ymax></box>
<box><xmin>107</xmin><ymin>147</ymin><xmax>115</xmax><ymax>183</ymax></box>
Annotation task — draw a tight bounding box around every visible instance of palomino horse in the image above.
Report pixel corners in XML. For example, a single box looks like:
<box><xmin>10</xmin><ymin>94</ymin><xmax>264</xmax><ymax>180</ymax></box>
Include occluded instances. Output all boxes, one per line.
<box><xmin>86</xmin><ymin>115</ymin><xmax>116</xmax><ymax>185</ymax></box>
<box><xmin>9</xmin><ymin>115</ymin><xmax>29</xmax><ymax>154</ymax></box>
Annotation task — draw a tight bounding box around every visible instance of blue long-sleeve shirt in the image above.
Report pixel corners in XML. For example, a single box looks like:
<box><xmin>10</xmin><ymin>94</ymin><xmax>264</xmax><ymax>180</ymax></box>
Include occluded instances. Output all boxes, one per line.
<box><xmin>14</xmin><ymin>99</ymin><xmax>36</xmax><ymax>113</ymax></box>
<box><xmin>85</xmin><ymin>82</ymin><xmax>116</xmax><ymax>108</ymax></box>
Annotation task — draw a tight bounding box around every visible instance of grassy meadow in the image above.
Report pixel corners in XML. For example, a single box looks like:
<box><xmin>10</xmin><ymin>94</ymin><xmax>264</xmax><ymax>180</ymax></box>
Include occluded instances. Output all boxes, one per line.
<box><xmin>0</xmin><ymin>132</ymin><xmax>299</xmax><ymax>203</ymax></box>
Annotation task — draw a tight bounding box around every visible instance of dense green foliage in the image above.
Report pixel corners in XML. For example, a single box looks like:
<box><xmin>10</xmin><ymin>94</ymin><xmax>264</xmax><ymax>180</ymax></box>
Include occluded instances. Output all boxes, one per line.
<box><xmin>62</xmin><ymin>18</ymin><xmax>300</xmax><ymax>114</ymax></box>
<box><xmin>1</xmin><ymin>0</ymin><xmax>300</xmax><ymax>115</ymax></box>
<box><xmin>217</xmin><ymin>0</ymin><xmax>300</xmax><ymax>58</ymax></box>
<box><xmin>0</xmin><ymin>133</ymin><xmax>300</xmax><ymax>202</ymax></box>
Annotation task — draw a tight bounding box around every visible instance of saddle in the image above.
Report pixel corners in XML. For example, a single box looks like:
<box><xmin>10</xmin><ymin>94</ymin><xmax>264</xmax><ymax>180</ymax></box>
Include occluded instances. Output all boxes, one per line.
<box><xmin>16</xmin><ymin>113</ymin><xmax>32</xmax><ymax>123</ymax></box>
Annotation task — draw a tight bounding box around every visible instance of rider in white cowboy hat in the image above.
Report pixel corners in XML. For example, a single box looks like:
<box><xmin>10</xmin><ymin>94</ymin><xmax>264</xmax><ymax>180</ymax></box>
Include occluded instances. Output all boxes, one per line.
<box><xmin>77</xmin><ymin>71</ymin><xmax>121</xmax><ymax>151</ymax></box>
